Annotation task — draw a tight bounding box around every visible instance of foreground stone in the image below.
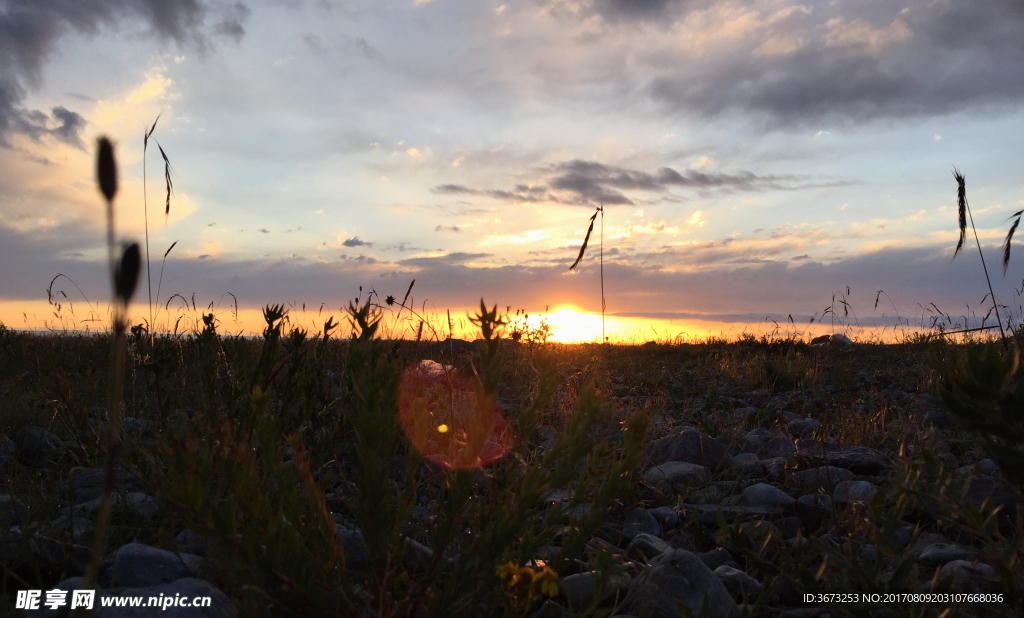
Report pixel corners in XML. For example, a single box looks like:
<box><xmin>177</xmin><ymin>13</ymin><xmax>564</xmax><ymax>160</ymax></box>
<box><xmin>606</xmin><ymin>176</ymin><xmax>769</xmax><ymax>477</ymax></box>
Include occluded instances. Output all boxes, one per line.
<box><xmin>643</xmin><ymin>462</ymin><xmax>710</xmax><ymax>491</ymax></box>
<box><xmin>627</xmin><ymin>549</ymin><xmax>738</xmax><ymax>618</ymax></box>
<box><xmin>115</xmin><ymin>543</ymin><xmax>203</xmax><ymax>588</ymax></box>
<box><xmin>645</xmin><ymin>429</ymin><xmax>731</xmax><ymax>472</ymax></box>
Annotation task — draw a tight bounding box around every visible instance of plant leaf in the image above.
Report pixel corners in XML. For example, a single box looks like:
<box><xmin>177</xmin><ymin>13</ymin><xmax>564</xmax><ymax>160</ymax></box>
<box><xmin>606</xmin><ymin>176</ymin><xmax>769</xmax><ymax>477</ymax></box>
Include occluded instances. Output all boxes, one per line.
<box><xmin>567</xmin><ymin>209</ymin><xmax>598</xmax><ymax>273</ymax></box>
<box><xmin>1003</xmin><ymin>210</ymin><xmax>1023</xmax><ymax>274</ymax></box>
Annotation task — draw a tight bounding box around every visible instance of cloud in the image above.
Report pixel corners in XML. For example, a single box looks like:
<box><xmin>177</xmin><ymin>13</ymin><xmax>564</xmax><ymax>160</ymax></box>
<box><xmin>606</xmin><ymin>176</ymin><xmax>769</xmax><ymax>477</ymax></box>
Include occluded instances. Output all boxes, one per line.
<box><xmin>10</xmin><ymin>105</ymin><xmax>87</xmax><ymax>148</ymax></box>
<box><xmin>434</xmin><ymin>225</ymin><xmax>460</xmax><ymax>232</ymax></box>
<box><xmin>433</xmin><ymin>159</ymin><xmax>842</xmax><ymax>207</ymax></box>
<box><xmin>0</xmin><ymin>0</ymin><xmax>246</xmax><ymax>147</ymax></box>
<box><xmin>646</xmin><ymin>1</ymin><xmax>1024</xmax><ymax>124</ymax></box>
<box><xmin>214</xmin><ymin>2</ymin><xmax>252</xmax><ymax>43</ymax></box>
<box><xmin>342</xmin><ymin>236</ymin><xmax>372</xmax><ymax>247</ymax></box>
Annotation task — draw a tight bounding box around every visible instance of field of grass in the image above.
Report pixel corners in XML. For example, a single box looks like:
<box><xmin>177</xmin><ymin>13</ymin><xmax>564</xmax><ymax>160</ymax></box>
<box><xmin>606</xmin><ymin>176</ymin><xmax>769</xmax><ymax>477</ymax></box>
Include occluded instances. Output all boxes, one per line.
<box><xmin>1</xmin><ymin>306</ymin><xmax>1023</xmax><ymax>617</ymax></box>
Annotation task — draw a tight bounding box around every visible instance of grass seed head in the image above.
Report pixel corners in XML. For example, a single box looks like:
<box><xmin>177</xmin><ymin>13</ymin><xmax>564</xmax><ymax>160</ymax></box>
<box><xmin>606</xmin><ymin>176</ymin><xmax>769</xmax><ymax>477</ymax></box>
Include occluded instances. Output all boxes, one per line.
<box><xmin>953</xmin><ymin>168</ymin><xmax>967</xmax><ymax>258</ymax></box>
<box><xmin>115</xmin><ymin>242</ymin><xmax>142</xmax><ymax>303</ymax></box>
<box><xmin>97</xmin><ymin>137</ymin><xmax>117</xmax><ymax>202</ymax></box>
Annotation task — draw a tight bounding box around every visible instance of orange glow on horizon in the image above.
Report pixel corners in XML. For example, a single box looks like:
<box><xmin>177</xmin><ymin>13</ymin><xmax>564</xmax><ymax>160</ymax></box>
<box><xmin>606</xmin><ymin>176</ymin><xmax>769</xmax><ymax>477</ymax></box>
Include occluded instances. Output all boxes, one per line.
<box><xmin>0</xmin><ymin>298</ymin><xmax>962</xmax><ymax>345</ymax></box>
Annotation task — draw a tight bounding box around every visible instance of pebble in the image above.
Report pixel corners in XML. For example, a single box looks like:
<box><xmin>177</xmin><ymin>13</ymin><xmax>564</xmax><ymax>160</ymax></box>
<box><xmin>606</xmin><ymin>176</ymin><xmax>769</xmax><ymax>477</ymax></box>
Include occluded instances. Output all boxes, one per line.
<box><xmin>645</xmin><ymin>428</ymin><xmax>731</xmax><ymax>472</ymax></box>
<box><xmin>626</xmin><ymin>533</ymin><xmax>672</xmax><ymax>562</ymax></box>
<box><xmin>832</xmin><ymin>481</ymin><xmax>878</xmax><ymax>506</ymax></box>
<box><xmin>936</xmin><ymin>560</ymin><xmax>996</xmax><ymax>593</ymax></box>
<box><xmin>648</xmin><ymin>506</ymin><xmax>679</xmax><ymax>529</ymax></box>
<box><xmin>558</xmin><ymin>570</ymin><xmax>630</xmax><ymax>609</ymax></box>
<box><xmin>788</xmin><ymin>466</ymin><xmax>853</xmax><ymax>491</ymax></box>
<box><xmin>742</xmin><ymin>483</ymin><xmax>795</xmax><ymax>509</ymax></box>
<box><xmin>714</xmin><ymin>564</ymin><xmax>762</xmax><ymax>598</ymax></box>
<box><xmin>730</xmin><ymin>454</ymin><xmax>765</xmax><ymax>478</ymax></box>
<box><xmin>0</xmin><ymin>494</ymin><xmax>24</xmax><ymax>521</ymax></box>
<box><xmin>622</xmin><ymin>508</ymin><xmax>661</xmax><ymax>541</ymax></box>
<box><xmin>627</xmin><ymin>549</ymin><xmax>738</xmax><ymax>618</ymax></box>
<box><xmin>643</xmin><ymin>461</ymin><xmax>710</xmax><ymax>491</ymax></box>
<box><xmin>917</xmin><ymin>543</ymin><xmax>972</xmax><ymax>568</ymax></box>
<box><xmin>14</xmin><ymin>426</ymin><xmax>65</xmax><ymax>467</ymax></box>
<box><xmin>176</xmin><ymin>529</ymin><xmax>216</xmax><ymax>556</ymax></box>
<box><xmin>759</xmin><ymin>435</ymin><xmax>796</xmax><ymax>460</ymax></box>
<box><xmin>115</xmin><ymin>542</ymin><xmax>203</xmax><ymax>587</ymax></box>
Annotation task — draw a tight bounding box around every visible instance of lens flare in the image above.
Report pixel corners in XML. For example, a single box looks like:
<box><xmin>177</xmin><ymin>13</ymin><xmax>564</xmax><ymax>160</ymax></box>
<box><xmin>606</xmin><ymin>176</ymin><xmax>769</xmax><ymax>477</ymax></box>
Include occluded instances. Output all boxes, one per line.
<box><xmin>399</xmin><ymin>360</ymin><xmax>513</xmax><ymax>468</ymax></box>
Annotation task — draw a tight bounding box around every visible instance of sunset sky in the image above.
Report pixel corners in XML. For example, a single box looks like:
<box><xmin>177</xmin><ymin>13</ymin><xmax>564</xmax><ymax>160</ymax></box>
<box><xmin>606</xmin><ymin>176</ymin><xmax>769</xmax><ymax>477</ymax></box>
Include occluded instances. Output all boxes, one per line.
<box><xmin>1</xmin><ymin>0</ymin><xmax>1023</xmax><ymax>342</ymax></box>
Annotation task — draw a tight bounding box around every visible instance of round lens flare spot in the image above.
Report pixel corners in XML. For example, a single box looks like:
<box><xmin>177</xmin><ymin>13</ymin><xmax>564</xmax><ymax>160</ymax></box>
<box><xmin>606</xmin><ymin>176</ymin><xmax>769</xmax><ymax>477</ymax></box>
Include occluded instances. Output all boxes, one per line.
<box><xmin>399</xmin><ymin>360</ymin><xmax>513</xmax><ymax>469</ymax></box>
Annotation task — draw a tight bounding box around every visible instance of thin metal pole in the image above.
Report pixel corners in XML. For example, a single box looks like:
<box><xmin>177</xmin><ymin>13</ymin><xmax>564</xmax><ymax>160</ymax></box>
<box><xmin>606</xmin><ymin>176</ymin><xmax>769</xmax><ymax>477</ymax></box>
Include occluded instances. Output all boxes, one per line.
<box><xmin>600</xmin><ymin>204</ymin><xmax>605</xmax><ymax>343</ymax></box>
<box><xmin>967</xmin><ymin>204</ymin><xmax>1008</xmax><ymax>348</ymax></box>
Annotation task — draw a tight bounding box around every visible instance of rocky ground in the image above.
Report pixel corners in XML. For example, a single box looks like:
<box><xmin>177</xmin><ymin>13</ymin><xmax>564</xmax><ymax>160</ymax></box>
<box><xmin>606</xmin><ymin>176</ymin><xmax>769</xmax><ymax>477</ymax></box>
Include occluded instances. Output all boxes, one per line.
<box><xmin>1</xmin><ymin>336</ymin><xmax>1020</xmax><ymax>617</ymax></box>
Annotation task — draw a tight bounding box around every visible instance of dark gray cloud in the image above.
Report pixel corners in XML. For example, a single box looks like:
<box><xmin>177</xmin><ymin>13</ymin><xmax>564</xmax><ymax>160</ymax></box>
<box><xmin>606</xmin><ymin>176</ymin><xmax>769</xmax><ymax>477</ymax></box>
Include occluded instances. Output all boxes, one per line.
<box><xmin>398</xmin><ymin>252</ymin><xmax>491</xmax><ymax>268</ymax></box>
<box><xmin>214</xmin><ymin>2</ymin><xmax>251</xmax><ymax>43</ymax></box>
<box><xmin>641</xmin><ymin>0</ymin><xmax>1024</xmax><ymax>125</ymax></box>
<box><xmin>342</xmin><ymin>236</ymin><xmax>371</xmax><ymax>247</ymax></box>
<box><xmin>434</xmin><ymin>225</ymin><xmax>460</xmax><ymax>233</ymax></box>
<box><xmin>433</xmin><ymin>159</ymin><xmax>843</xmax><ymax>206</ymax></box>
<box><xmin>0</xmin><ymin>0</ymin><xmax>249</xmax><ymax>147</ymax></box>
<box><xmin>593</xmin><ymin>0</ymin><xmax>684</xmax><ymax>20</ymax></box>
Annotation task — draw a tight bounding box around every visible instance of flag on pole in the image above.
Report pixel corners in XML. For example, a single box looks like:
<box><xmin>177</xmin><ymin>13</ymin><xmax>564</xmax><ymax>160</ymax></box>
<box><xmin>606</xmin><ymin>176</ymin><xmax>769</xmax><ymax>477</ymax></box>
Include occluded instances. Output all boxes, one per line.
<box><xmin>567</xmin><ymin>208</ymin><xmax>599</xmax><ymax>272</ymax></box>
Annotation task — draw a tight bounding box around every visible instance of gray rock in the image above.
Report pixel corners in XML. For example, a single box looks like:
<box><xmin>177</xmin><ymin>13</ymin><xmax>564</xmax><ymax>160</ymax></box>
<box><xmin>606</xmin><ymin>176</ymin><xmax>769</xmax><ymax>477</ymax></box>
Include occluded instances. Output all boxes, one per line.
<box><xmin>29</xmin><ymin>536</ymin><xmax>91</xmax><ymax>575</ymax></box>
<box><xmin>93</xmin><ymin>578</ymin><xmax>236</xmax><ymax>618</ymax></box>
<box><xmin>643</xmin><ymin>461</ymin><xmax>710</xmax><ymax>491</ymax></box>
<box><xmin>963</xmin><ymin>477</ymin><xmax>1018</xmax><ymax>531</ymax></box>
<box><xmin>776</xmin><ymin>516</ymin><xmax>803</xmax><ymax>540</ymax></box>
<box><xmin>833</xmin><ymin>481</ymin><xmax>878</xmax><ymax>506</ymax></box>
<box><xmin>714</xmin><ymin>565</ymin><xmax>762</xmax><ymax>599</ymax></box>
<box><xmin>60</xmin><ymin>468</ymin><xmax>141</xmax><ymax>504</ymax></box>
<box><xmin>402</xmin><ymin>537</ymin><xmax>433</xmax><ymax>570</ymax></box>
<box><xmin>761</xmin><ymin>457</ymin><xmax>788</xmax><ymax>480</ymax></box>
<box><xmin>698</xmin><ymin>548</ymin><xmax>739</xmax><ymax>571</ymax></box>
<box><xmin>115</xmin><ymin>542</ymin><xmax>203</xmax><ymax>588</ymax></box>
<box><xmin>627</xmin><ymin>549</ymin><xmax>738</xmax><ymax>618</ymax></box>
<box><xmin>122</xmin><ymin>417</ymin><xmax>155</xmax><ymax>436</ymax></box>
<box><xmin>742</xmin><ymin>483</ymin><xmax>795</xmax><ymax>509</ymax></box>
<box><xmin>559</xmin><ymin>571</ymin><xmax>631</xmax><ymax>609</ymax></box>
<box><xmin>730</xmin><ymin>454</ymin><xmax>765</xmax><ymax>478</ymax></box>
<box><xmin>0</xmin><ymin>494</ymin><xmax>24</xmax><ymax>521</ymax></box>
<box><xmin>176</xmin><ymin>529</ymin><xmax>215</xmax><ymax>556</ymax></box>
<box><xmin>622</xmin><ymin>508</ymin><xmax>661</xmax><ymax>541</ymax></box>
<box><xmin>917</xmin><ymin>543</ymin><xmax>971</xmax><ymax>568</ymax></box>
<box><xmin>336</xmin><ymin>525</ymin><xmax>367</xmax><ymax>571</ymax></box>
<box><xmin>888</xmin><ymin>527</ymin><xmax>912</xmax><ymax>552</ymax></box>
<box><xmin>627</xmin><ymin>533</ymin><xmax>672</xmax><ymax>562</ymax></box>
<box><xmin>14</xmin><ymin>426</ymin><xmax>65</xmax><ymax>467</ymax></box>
<box><xmin>788</xmin><ymin>418</ymin><xmax>820</xmax><ymax>438</ymax></box>
<box><xmin>797</xmin><ymin>493</ymin><xmax>832</xmax><ymax>511</ymax></box>
<box><xmin>788</xmin><ymin>466</ymin><xmax>853</xmax><ymax>491</ymax></box>
<box><xmin>42</xmin><ymin>514</ymin><xmax>94</xmax><ymax>542</ymax></box>
<box><xmin>925</xmin><ymin>410</ymin><xmax>950</xmax><ymax>428</ymax></box>
<box><xmin>648</xmin><ymin>506</ymin><xmax>679</xmax><ymax>529</ymax></box>
<box><xmin>759</xmin><ymin>436</ymin><xmax>796</xmax><ymax>460</ymax></box>
<box><xmin>936</xmin><ymin>560</ymin><xmax>996</xmax><ymax>593</ymax></box>
<box><xmin>821</xmin><ymin>447</ymin><xmax>893</xmax><ymax>475</ymax></box>
<box><xmin>74</xmin><ymin>492</ymin><xmax>159</xmax><ymax>521</ymax></box>
<box><xmin>0</xmin><ymin>440</ymin><xmax>15</xmax><ymax>468</ymax></box>
<box><xmin>907</xmin><ymin>533</ymin><xmax>951</xmax><ymax>561</ymax></box>
<box><xmin>528</xmin><ymin>599</ymin><xmax>565</xmax><ymax>618</ymax></box>
<box><xmin>978</xmin><ymin>459</ymin><xmax>1000</xmax><ymax>474</ymax></box>
<box><xmin>645</xmin><ymin>429</ymin><xmax>731</xmax><ymax>472</ymax></box>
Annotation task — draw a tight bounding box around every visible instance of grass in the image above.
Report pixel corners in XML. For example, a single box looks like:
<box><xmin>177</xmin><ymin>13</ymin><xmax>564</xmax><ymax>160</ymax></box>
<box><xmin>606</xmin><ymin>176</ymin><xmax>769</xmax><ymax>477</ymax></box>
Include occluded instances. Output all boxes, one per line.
<box><xmin>3</xmin><ymin>140</ymin><xmax>1024</xmax><ymax>617</ymax></box>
